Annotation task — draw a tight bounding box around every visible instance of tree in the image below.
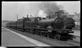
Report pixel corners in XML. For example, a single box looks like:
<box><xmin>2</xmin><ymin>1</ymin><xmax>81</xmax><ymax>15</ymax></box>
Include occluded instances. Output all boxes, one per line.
<box><xmin>73</xmin><ymin>12</ymin><xmax>80</xmax><ymax>22</ymax></box>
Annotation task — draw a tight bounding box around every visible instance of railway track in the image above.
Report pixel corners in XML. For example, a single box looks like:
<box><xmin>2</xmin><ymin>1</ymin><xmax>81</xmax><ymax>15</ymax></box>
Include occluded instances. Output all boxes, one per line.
<box><xmin>6</xmin><ymin>27</ymin><xmax>80</xmax><ymax>46</ymax></box>
<box><xmin>38</xmin><ymin>34</ymin><xmax>80</xmax><ymax>46</ymax></box>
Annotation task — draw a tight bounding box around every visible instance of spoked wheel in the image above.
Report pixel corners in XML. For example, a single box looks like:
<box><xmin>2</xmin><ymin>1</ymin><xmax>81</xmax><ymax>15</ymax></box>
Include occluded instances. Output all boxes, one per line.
<box><xmin>55</xmin><ymin>34</ymin><xmax>61</xmax><ymax>40</ymax></box>
<box><xmin>32</xmin><ymin>29</ymin><xmax>36</xmax><ymax>34</ymax></box>
<box><xmin>60</xmin><ymin>35</ymin><xmax>68</xmax><ymax>41</ymax></box>
<box><xmin>60</xmin><ymin>33</ymin><xmax>70</xmax><ymax>41</ymax></box>
<box><xmin>41</xmin><ymin>32</ymin><xmax>44</xmax><ymax>36</ymax></box>
<box><xmin>54</xmin><ymin>33</ymin><xmax>69</xmax><ymax>41</ymax></box>
<box><xmin>47</xmin><ymin>33</ymin><xmax>50</xmax><ymax>38</ymax></box>
<box><xmin>55</xmin><ymin>34</ymin><xmax>67</xmax><ymax>41</ymax></box>
<box><xmin>44</xmin><ymin>32</ymin><xmax>47</xmax><ymax>37</ymax></box>
<box><xmin>49</xmin><ymin>33</ymin><xmax>54</xmax><ymax>39</ymax></box>
<box><xmin>64</xmin><ymin>34</ymin><xmax>74</xmax><ymax>40</ymax></box>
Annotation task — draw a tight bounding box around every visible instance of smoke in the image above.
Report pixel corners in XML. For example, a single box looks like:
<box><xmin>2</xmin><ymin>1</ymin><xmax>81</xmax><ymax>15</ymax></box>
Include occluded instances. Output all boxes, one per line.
<box><xmin>38</xmin><ymin>10</ymin><xmax>47</xmax><ymax>17</ymax></box>
<box><xmin>37</xmin><ymin>2</ymin><xmax>61</xmax><ymax>17</ymax></box>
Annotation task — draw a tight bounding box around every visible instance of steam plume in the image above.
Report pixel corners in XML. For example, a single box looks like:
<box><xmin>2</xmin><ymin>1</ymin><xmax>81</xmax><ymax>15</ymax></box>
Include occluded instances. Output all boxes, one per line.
<box><xmin>38</xmin><ymin>2</ymin><xmax>60</xmax><ymax>17</ymax></box>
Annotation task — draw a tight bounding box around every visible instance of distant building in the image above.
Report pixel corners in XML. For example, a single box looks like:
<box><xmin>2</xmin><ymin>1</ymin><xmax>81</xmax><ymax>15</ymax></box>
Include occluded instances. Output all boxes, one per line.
<box><xmin>75</xmin><ymin>22</ymin><xmax>80</xmax><ymax>26</ymax></box>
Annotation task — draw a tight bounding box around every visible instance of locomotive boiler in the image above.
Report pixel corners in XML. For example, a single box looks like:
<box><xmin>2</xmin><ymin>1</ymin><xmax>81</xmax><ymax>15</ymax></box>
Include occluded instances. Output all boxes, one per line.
<box><xmin>6</xmin><ymin>10</ymin><xmax>76</xmax><ymax>41</ymax></box>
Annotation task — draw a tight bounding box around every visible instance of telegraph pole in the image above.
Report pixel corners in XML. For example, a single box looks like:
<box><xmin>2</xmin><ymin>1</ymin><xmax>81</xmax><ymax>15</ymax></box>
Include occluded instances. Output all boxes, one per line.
<box><xmin>16</xmin><ymin>15</ymin><xmax>18</xmax><ymax>29</ymax></box>
<box><xmin>23</xmin><ymin>17</ymin><xmax>25</xmax><ymax>32</ymax></box>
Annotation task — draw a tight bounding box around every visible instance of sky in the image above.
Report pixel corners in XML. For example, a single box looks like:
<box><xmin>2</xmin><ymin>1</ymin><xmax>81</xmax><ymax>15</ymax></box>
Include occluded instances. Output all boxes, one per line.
<box><xmin>2</xmin><ymin>1</ymin><xmax>80</xmax><ymax>21</ymax></box>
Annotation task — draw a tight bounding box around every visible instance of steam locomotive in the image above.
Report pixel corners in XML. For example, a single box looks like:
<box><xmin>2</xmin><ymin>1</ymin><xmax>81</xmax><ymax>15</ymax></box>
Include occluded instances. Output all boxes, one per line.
<box><xmin>6</xmin><ymin>10</ymin><xmax>76</xmax><ymax>41</ymax></box>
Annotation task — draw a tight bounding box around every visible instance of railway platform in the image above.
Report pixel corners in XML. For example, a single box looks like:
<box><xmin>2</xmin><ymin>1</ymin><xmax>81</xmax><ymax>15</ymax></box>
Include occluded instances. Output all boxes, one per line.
<box><xmin>1</xmin><ymin>27</ymin><xmax>49</xmax><ymax>47</ymax></box>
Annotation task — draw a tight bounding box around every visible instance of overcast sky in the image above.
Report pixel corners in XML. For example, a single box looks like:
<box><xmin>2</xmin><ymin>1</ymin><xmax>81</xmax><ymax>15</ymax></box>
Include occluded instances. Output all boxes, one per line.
<box><xmin>2</xmin><ymin>1</ymin><xmax>80</xmax><ymax>21</ymax></box>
